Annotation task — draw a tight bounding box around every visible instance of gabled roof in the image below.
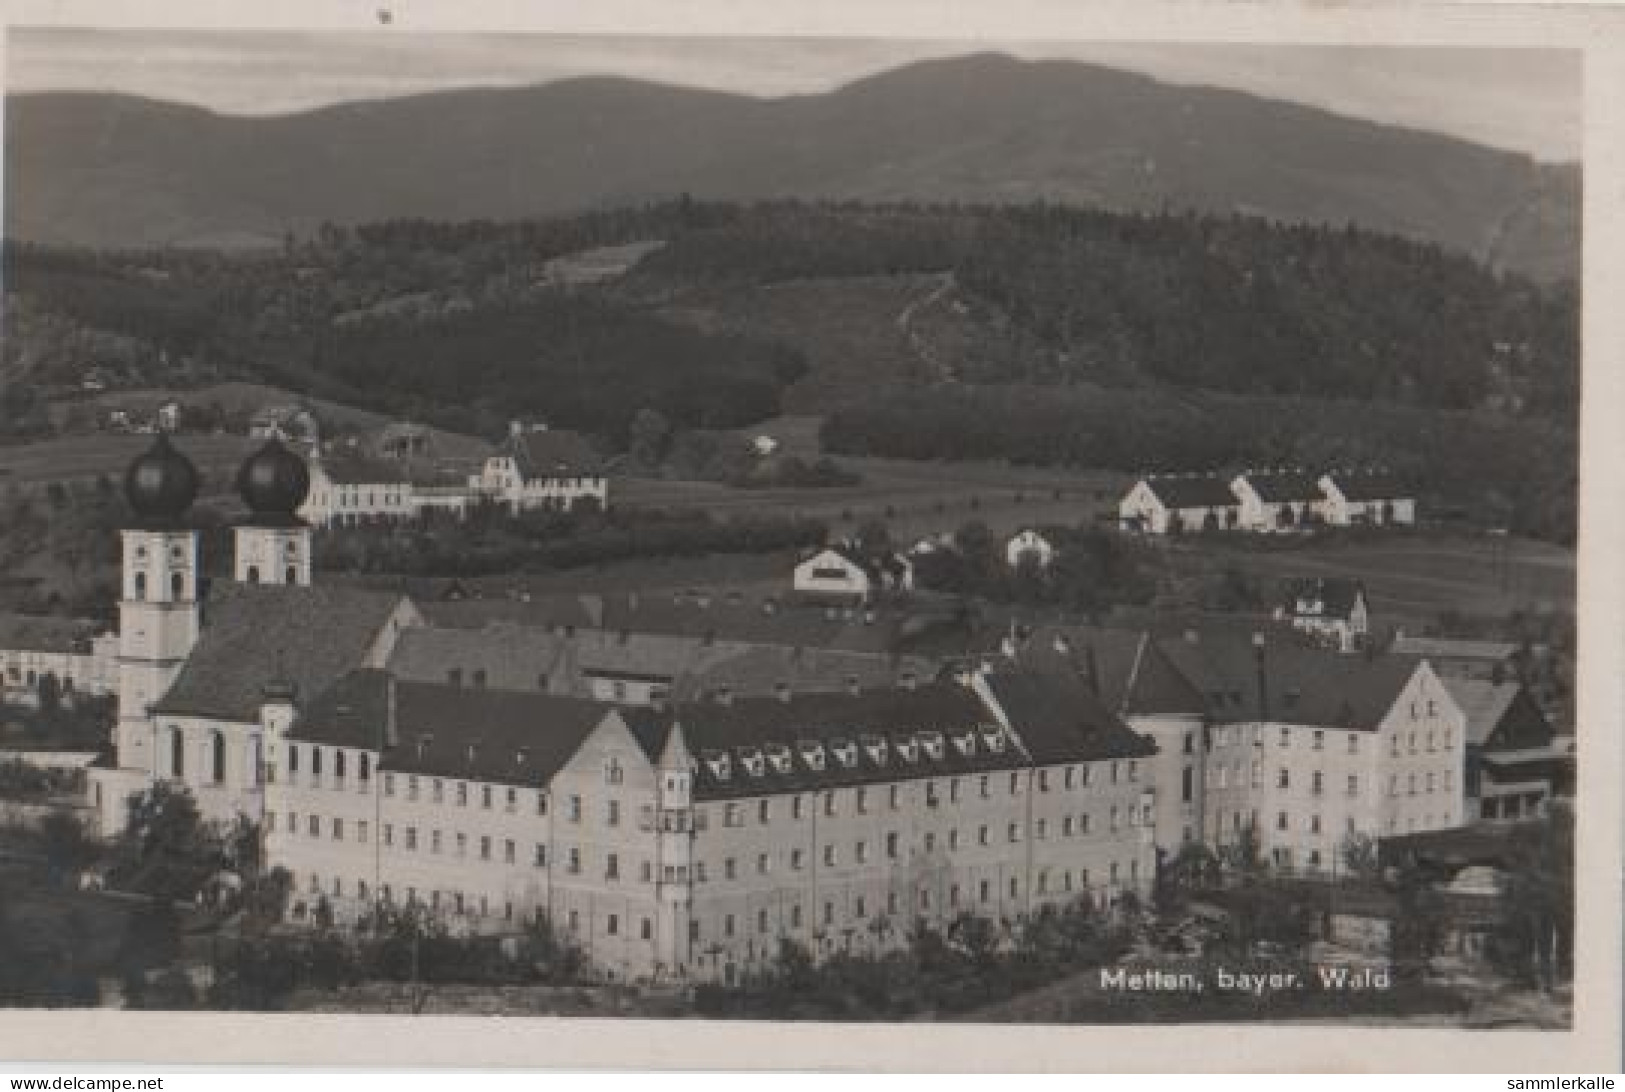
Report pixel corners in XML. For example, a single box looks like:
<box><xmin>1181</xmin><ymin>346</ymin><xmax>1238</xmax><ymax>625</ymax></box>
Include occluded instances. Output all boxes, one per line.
<box><xmin>1322</xmin><ymin>469</ymin><xmax>1411</xmax><ymax>502</ymax></box>
<box><xmin>1236</xmin><ymin>470</ymin><xmax>1324</xmax><ymax>504</ymax></box>
<box><xmin>979</xmin><ymin>671</ymin><xmax>1159</xmax><ymax>766</ymax></box>
<box><xmin>1009</xmin><ymin>625</ymin><xmax>1205</xmax><ymax>718</ymax></box>
<box><xmin>1157</xmin><ymin>633</ymin><xmax>1424</xmax><ymax>730</ymax></box>
<box><xmin>504</xmin><ymin>429</ymin><xmax>604</xmax><ymax>479</ymax></box>
<box><xmin>152</xmin><ymin>583</ymin><xmax>413</xmax><ymax>722</ymax></box>
<box><xmin>1440</xmin><ymin>677</ymin><xmax>1552</xmax><ymax>750</ymax></box>
<box><xmin>1284</xmin><ymin>578</ymin><xmax>1366</xmax><ymax>619</ymax></box>
<box><xmin>1138</xmin><ymin>475</ymin><xmax>1239</xmax><ymax>510</ymax></box>
<box><xmin>677</xmin><ymin>645</ymin><xmax>937</xmax><ymax>702</ymax></box>
<box><xmin>1390</xmin><ymin>635</ymin><xmax>1518</xmax><ymax>662</ymax></box>
<box><xmin>802</xmin><ymin>544</ymin><xmax>911</xmax><ymax>585</ymax></box>
<box><xmin>380</xmin><ymin>681</ymin><xmax>635</xmax><ymax>786</ymax></box>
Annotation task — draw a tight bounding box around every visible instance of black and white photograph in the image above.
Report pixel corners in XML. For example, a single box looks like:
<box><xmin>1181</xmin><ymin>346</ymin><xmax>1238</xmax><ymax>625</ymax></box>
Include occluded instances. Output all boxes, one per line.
<box><xmin>0</xmin><ymin>0</ymin><xmax>1617</xmax><ymax>1073</ymax></box>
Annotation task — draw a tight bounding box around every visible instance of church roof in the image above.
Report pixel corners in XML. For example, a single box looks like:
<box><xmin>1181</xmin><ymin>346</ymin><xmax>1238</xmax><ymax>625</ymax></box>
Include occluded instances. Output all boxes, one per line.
<box><xmin>151</xmin><ymin>582</ymin><xmax>412</xmax><ymax>722</ymax></box>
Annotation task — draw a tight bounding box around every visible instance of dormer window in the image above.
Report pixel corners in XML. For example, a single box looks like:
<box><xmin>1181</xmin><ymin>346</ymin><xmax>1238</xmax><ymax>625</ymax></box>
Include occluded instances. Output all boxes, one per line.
<box><xmin>861</xmin><ymin>734</ymin><xmax>889</xmax><ymax>766</ymax></box>
<box><xmin>738</xmin><ymin>748</ymin><xmax>766</xmax><ymax>778</ymax></box>
<box><xmin>895</xmin><ymin>737</ymin><xmax>919</xmax><ymax>764</ymax></box>
<box><xmin>702</xmin><ymin>749</ymin><xmax>732</xmax><ymax>781</ymax></box>
<box><xmin>830</xmin><ymin>739</ymin><xmax>859</xmax><ymax>768</ymax></box>
<box><xmin>798</xmin><ymin>740</ymin><xmax>827</xmax><ymax>772</ymax></box>
<box><xmin>953</xmin><ymin>731</ymin><xmax>977</xmax><ymax>757</ymax></box>
<box><xmin>765</xmin><ymin>743</ymin><xmax>793</xmax><ymax>774</ymax></box>
<box><xmin>919</xmin><ymin>732</ymin><xmax>945</xmax><ymax>761</ymax></box>
<box><xmin>981</xmin><ymin>727</ymin><xmax>1007</xmax><ymax>754</ymax></box>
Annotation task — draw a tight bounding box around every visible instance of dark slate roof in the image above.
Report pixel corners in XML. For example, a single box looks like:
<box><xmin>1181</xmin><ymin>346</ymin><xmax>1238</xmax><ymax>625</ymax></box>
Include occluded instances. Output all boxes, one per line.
<box><xmin>677</xmin><ymin>645</ymin><xmax>938</xmax><ymax>702</ymax></box>
<box><xmin>670</xmin><ymin>682</ymin><xmax>1023</xmax><ymax>801</ymax></box>
<box><xmin>595</xmin><ymin>591</ymin><xmax>916</xmax><ymax>655</ymax></box>
<box><xmin>1323</xmin><ymin>469</ymin><xmax>1410</xmax><ymax>502</ymax></box>
<box><xmin>413</xmin><ymin>593</ymin><xmax>604</xmax><ymax>632</ymax></box>
<box><xmin>1239</xmin><ymin>470</ymin><xmax>1324</xmax><ymax>503</ymax></box>
<box><xmin>1157</xmin><ymin>633</ymin><xmax>1423</xmax><ymax>729</ymax></box>
<box><xmin>151</xmin><ymin>583</ymin><xmax>412</xmax><ymax>722</ymax></box>
<box><xmin>294</xmin><ymin>670</ymin><xmax>644</xmax><ymax>787</ymax></box>
<box><xmin>1284</xmin><ymin>578</ymin><xmax>1366</xmax><ymax>619</ymax></box>
<box><xmin>1008</xmin><ymin>625</ymin><xmax>1205</xmax><ymax>718</ymax></box>
<box><xmin>381</xmin><ymin>681</ymin><xmax>633</xmax><ymax>786</ymax></box>
<box><xmin>1441</xmin><ymin>678</ymin><xmax>1552</xmax><ymax>751</ymax></box>
<box><xmin>979</xmin><ymin>671</ymin><xmax>1158</xmax><ymax>766</ymax></box>
<box><xmin>1141</xmin><ymin>475</ymin><xmax>1239</xmax><ymax>509</ymax></box>
<box><xmin>0</xmin><ymin>613</ymin><xmax>104</xmax><ymax>654</ymax></box>
<box><xmin>507</xmin><ymin>430</ymin><xmax>605</xmax><ymax>479</ymax></box>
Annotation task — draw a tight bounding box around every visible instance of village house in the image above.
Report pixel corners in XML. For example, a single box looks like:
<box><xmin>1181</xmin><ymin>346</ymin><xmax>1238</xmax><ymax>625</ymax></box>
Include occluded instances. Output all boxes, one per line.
<box><xmin>1005</xmin><ymin>529</ymin><xmax>1058</xmax><ymax>570</ymax></box>
<box><xmin>1318</xmin><ymin>469</ymin><xmax>1416</xmax><ymax>527</ymax></box>
<box><xmin>471</xmin><ymin>422</ymin><xmax>608</xmax><ymax>514</ymax></box>
<box><xmin>249</xmin><ymin>404</ymin><xmax>320</xmax><ymax>444</ymax></box>
<box><xmin>1229</xmin><ymin>469</ymin><xmax>1325</xmax><ymax>531</ymax></box>
<box><xmin>1274</xmin><ymin>578</ymin><xmax>1371</xmax><ymax>652</ymax></box>
<box><xmin>0</xmin><ymin>614</ymin><xmax>119</xmax><ymax>706</ymax></box>
<box><xmin>1118</xmin><ymin>474</ymin><xmax>1240</xmax><ymax>534</ymax></box>
<box><xmin>792</xmin><ymin>545</ymin><xmax>913</xmax><ymax>604</ymax></box>
<box><xmin>1441</xmin><ymin>676</ymin><xmax>1572</xmax><ymax>821</ymax></box>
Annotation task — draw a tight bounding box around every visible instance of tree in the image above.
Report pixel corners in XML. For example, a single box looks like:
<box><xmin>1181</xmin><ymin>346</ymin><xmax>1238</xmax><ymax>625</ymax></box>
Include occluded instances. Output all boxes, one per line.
<box><xmin>116</xmin><ymin>782</ymin><xmax>223</xmax><ymax>904</ymax></box>
<box><xmin>1490</xmin><ymin>802</ymin><xmax>1574</xmax><ymax>990</ymax></box>
<box><xmin>39</xmin><ymin>809</ymin><xmax>97</xmax><ymax>880</ymax></box>
<box><xmin>627</xmin><ymin>407</ymin><xmax>673</xmax><ymax>469</ymax></box>
<box><xmin>1388</xmin><ymin>863</ymin><xmax>1447</xmax><ymax>983</ymax></box>
<box><xmin>1338</xmin><ymin>832</ymin><xmax>1381</xmax><ymax>881</ymax></box>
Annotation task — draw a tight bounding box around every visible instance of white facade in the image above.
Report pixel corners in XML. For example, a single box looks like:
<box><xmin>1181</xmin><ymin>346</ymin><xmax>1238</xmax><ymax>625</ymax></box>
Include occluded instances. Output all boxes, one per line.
<box><xmin>0</xmin><ymin>632</ymin><xmax>117</xmax><ymax>704</ymax></box>
<box><xmin>300</xmin><ymin>462</ymin><xmax>416</xmax><ymax>528</ymax></box>
<box><xmin>471</xmin><ymin>454</ymin><xmax>608</xmax><ymax>514</ymax></box>
<box><xmin>1117</xmin><ymin>479</ymin><xmax>1239</xmax><ymax>535</ymax></box>
<box><xmin>233</xmin><ymin>525</ymin><xmax>313</xmax><ymax>587</ymax></box>
<box><xmin>1317</xmin><ymin>475</ymin><xmax>1417</xmax><ymax>527</ymax></box>
<box><xmin>1191</xmin><ymin>661</ymin><xmax>1467</xmax><ymax>873</ymax></box>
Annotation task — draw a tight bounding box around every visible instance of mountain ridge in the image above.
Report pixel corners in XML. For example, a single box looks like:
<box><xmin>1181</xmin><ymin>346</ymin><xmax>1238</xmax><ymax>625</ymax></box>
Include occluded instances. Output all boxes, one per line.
<box><xmin>4</xmin><ymin>53</ymin><xmax>1579</xmax><ymax>280</ymax></box>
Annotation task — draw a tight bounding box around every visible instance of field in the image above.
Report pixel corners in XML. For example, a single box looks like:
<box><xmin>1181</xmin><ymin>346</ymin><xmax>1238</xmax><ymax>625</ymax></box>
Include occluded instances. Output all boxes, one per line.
<box><xmin>0</xmin><ymin>431</ymin><xmax>255</xmax><ymax>492</ymax></box>
<box><xmin>1163</xmin><ymin>532</ymin><xmax>1574</xmax><ymax>628</ymax></box>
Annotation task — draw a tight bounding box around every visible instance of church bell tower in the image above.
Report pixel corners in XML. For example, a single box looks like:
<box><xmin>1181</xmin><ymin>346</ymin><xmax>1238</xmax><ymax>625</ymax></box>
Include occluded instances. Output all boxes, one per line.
<box><xmin>233</xmin><ymin>438</ymin><xmax>313</xmax><ymax>586</ymax></box>
<box><xmin>109</xmin><ymin>434</ymin><xmax>203</xmax><ymax>814</ymax></box>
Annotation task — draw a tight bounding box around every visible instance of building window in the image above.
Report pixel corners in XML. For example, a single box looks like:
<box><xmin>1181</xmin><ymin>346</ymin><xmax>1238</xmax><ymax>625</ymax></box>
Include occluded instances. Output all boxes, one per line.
<box><xmin>606</xmin><ymin>852</ymin><xmax>619</xmax><ymax>879</ymax></box>
<box><xmin>1277</xmin><ymin>768</ymin><xmax>1290</xmax><ymax>789</ymax></box>
<box><xmin>505</xmin><ymin>839</ymin><xmax>516</xmax><ymax>864</ymax></box>
<box><xmin>886</xmin><ymin>832</ymin><xmax>899</xmax><ymax>858</ymax></box>
<box><xmin>1008</xmin><ymin>822</ymin><xmax>1021</xmax><ymax>844</ymax></box>
<box><xmin>308</xmin><ymin>815</ymin><xmax>320</xmax><ymax>837</ymax></box>
<box><xmin>1347</xmin><ymin>774</ymin><xmax>1359</xmax><ymax>797</ymax></box>
<box><xmin>457</xmin><ymin>782</ymin><xmax>468</xmax><ymax>807</ymax></box>
<box><xmin>569</xmin><ymin>795</ymin><xmax>582</xmax><ymax>822</ymax></box>
<box><xmin>608</xmin><ymin>800</ymin><xmax>621</xmax><ymax>827</ymax></box>
<box><xmin>791</xmin><ymin>849</ymin><xmax>804</xmax><ymax>871</ymax></box>
<box><xmin>1276</xmin><ymin>811</ymin><xmax>1288</xmax><ymax>831</ymax></box>
<box><xmin>170</xmin><ymin>728</ymin><xmax>185</xmax><ymax>779</ymax></box>
<box><xmin>405</xmin><ymin>827</ymin><xmax>418</xmax><ymax>850</ymax></box>
<box><xmin>1311</xmin><ymin>771</ymin><xmax>1324</xmax><ymax>796</ymax></box>
<box><xmin>482</xmin><ymin>786</ymin><xmax>493</xmax><ymax>810</ymax></box>
<box><xmin>1347</xmin><ymin>734</ymin><xmax>1359</xmax><ymax>755</ymax></box>
<box><xmin>724</xmin><ymin>857</ymin><xmax>736</xmax><ymax>880</ymax></box>
<box><xmin>383</xmin><ymin>772</ymin><xmax>394</xmax><ymax>796</ymax></box>
<box><xmin>758</xmin><ymin>799</ymin><xmax>771</xmax><ymax>824</ymax></box>
<box><xmin>757</xmin><ymin>853</ymin><xmax>769</xmax><ymax>875</ymax></box>
<box><xmin>823</xmin><ymin>844</ymin><xmax>836</xmax><ymax>867</ymax></box>
<box><xmin>480</xmin><ymin>836</ymin><xmax>491</xmax><ymax>860</ymax></box>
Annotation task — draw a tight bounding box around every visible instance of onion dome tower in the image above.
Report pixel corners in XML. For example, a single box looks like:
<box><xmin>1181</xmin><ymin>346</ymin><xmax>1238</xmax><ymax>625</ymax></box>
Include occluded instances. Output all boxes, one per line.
<box><xmin>123</xmin><ymin>432</ymin><xmax>200</xmax><ymax>528</ymax></box>
<box><xmin>232</xmin><ymin>439</ymin><xmax>314</xmax><ymax>587</ymax></box>
<box><xmin>107</xmin><ymin>435</ymin><xmax>204</xmax><ymax>828</ymax></box>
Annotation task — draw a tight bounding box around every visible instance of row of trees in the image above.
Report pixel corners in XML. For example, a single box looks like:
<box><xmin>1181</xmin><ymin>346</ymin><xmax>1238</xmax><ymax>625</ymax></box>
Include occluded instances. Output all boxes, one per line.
<box><xmin>903</xmin><ymin>519</ymin><xmax>1158</xmax><ymax>614</ymax></box>
<box><xmin>314</xmin><ymin>503</ymin><xmax>826</xmax><ymax>578</ymax></box>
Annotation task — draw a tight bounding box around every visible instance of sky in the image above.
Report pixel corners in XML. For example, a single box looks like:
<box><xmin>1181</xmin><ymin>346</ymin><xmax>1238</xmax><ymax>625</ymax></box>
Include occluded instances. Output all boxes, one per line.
<box><xmin>4</xmin><ymin>29</ymin><xmax>1584</xmax><ymax>162</ymax></box>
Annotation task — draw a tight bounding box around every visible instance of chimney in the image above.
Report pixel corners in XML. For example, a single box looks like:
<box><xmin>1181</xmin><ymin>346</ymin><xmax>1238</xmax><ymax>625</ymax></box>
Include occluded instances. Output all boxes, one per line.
<box><xmin>900</xmin><ymin>671</ymin><xmax>918</xmax><ymax>692</ymax></box>
<box><xmin>1252</xmin><ymin>631</ymin><xmax>1269</xmax><ymax>723</ymax></box>
<box><xmin>417</xmin><ymin>733</ymin><xmax>432</xmax><ymax>760</ymax></box>
<box><xmin>466</xmin><ymin>743</ymin><xmax>477</xmax><ymax>767</ymax></box>
<box><xmin>774</xmin><ymin>681</ymin><xmax>792</xmax><ymax>703</ymax></box>
<box><xmin>384</xmin><ymin>674</ymin><xmax>399</xmax><ymax>749</ymax></box>
<box><xmin>716</xmin><ymin>686</ymin><xmax>734</xmax><ymax>707</ymax></box>
<box><xmin>845</xmin><ymin>674</ymin><xmax>861</xmax><ymax>697</ymax></box>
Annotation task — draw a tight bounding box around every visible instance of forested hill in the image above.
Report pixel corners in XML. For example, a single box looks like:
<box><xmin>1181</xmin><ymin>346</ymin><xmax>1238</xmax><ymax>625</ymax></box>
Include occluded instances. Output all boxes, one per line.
<box><xmin>1</xmin><ymin>200</ymin><xmax>1578</xmax><ymax>537</ymax></box>
<box><xmin>5</xmin><ymin>53</ymin><xmax>1578</xmax><ymax>281</ymax></box>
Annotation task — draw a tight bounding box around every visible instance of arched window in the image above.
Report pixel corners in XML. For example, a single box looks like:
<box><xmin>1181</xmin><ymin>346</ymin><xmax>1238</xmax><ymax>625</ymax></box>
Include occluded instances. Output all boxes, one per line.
<box><xmin>170</xmin><ymin>727</ymin><xmax>185</xmax><ymax>779</ymax></box>
<box><xmin>171</xmin><ymin>572</ymin><xmax>185</xmax><ymax>598</ymax></box>
<box><xmin>359</xmin><ymin>753</ymin><xmax>371</xmax><ymax>781</ymax></box>
<box><xmin>246</xmin><ymin>565</ymin><xmax>260</xmax><ymax>584</ymax></box>
<box><xmin>312</xmin><ymin>747</ymin><xmax>323</xmax><ymax>777</ymax></box>
<box><xmin>211</xmin><ymin>731</ymin><xmax>226</xmax><ymax>784</ymax></box>
<box><xmin>335</xmin><ymin>751</ymin><xmax>347</xmax><ymax>780</ymax></box>
<box><xmin>134</xmin><ymin>572</ymin><xmax>148</xmax><ymax>601</ymax></box>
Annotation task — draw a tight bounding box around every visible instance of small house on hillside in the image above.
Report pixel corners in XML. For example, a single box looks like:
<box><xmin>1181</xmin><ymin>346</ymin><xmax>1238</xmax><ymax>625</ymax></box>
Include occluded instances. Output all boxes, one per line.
<box><xmin>1275</xmin><ymin>578</ymin><xmax>1370</xmax><ymax>652</ymax></box>
<box><xmin>471</xmin><ymin>424</ymin><xmax>608</xmax><ymax>513</ymax></box>
<box><xmin>1230</xmin><ymin>469</ymin><xmax>1323</xmax><ymax>531</ymax></box>
<box><xmin>1441</xmin><ymin>676</ymin><xmax>1570</xmax><ymax>822</ymax></box>
<box><xmin>250</xmin><ymin>404</ymin><xmax>319</xmax><ymax>444</ymax></box>
<box><xmin>793</xmin><ymin>545</ymin><xmax>913</xmax><ymax>604</ymax></box>
<box><xmin>1118</xmin><ymin>474</ymin><xmax>1239</xmax><ymax>534</ymax></box>
<box><xmin>1318</xmin><ymin>469</ymin><xmax>1416</xmax><ymax>527</ymax></box>
<box><xmin>1006</xmin><ymin>529</ymin><xmax>1058</xmax><ymax>570</ymax></box>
